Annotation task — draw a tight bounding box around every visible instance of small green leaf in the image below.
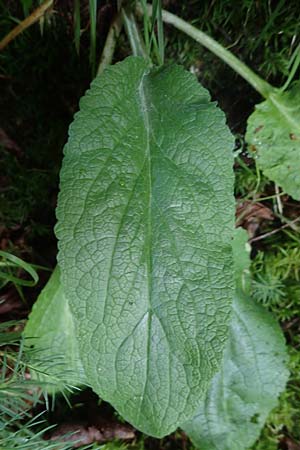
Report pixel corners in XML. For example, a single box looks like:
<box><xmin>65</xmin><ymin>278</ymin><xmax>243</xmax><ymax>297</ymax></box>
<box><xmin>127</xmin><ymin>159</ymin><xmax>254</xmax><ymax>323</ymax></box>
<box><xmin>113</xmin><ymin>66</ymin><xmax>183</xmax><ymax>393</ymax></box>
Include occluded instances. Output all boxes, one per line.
<box><xmin>24</xmin><ymin>267</ymin><xmax>86</xmax><ymax>388</ymax></box>
<box><xmin>246</xmin><ymin>82</ymin><xmax>300</xmax><ymax>200</ymax></box>
<box><xmin>56</xmin><ymin>56</ymin><xmax>235</xmax><ymax>437</ymax></box>
<box><xmin>183</xmin><ymin>229</ymin><xmax>289</xmax><ymax>450</ymax></box>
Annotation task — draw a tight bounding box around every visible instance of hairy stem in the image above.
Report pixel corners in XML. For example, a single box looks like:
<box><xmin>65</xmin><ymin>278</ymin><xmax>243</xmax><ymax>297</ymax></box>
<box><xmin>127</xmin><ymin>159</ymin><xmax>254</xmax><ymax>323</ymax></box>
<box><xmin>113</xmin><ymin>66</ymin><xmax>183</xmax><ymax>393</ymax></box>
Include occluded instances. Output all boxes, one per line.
<box><xmin>122</xmin><ymin>8</ymin><xmax>149</xmax><ymax>61</ymax></box>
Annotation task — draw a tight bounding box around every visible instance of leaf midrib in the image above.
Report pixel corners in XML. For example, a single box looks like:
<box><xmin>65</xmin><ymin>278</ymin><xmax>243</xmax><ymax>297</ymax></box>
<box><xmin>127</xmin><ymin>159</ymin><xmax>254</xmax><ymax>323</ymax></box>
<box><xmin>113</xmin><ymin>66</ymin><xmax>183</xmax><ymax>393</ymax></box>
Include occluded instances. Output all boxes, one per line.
<box><xmin>138</xmin><ymin>71</ymin><xmax>153</xmax><ymax>419</ymax></box>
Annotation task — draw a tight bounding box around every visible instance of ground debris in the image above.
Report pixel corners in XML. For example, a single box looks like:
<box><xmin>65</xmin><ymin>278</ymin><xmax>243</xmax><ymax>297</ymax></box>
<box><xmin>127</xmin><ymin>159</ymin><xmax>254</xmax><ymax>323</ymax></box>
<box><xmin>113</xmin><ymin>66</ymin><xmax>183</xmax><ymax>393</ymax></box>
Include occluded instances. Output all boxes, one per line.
<box><xmin>280</xmin><ymin>436</ymin><xmax>300</xmax><ymax>450</ymax></box>
<box><xmin>47</xmin><ymin>419</ymin><xmax>135</xmax><ymax>448</ymax></box>
<box><xmin>236</xmin><ymin>200</ymin><xmax>274</xmax><ymax>237</ymax></box>
<box><xmin>0</xmin><ymin>287</ymin><xmax>24</xmax><ymax>315</ymax></box>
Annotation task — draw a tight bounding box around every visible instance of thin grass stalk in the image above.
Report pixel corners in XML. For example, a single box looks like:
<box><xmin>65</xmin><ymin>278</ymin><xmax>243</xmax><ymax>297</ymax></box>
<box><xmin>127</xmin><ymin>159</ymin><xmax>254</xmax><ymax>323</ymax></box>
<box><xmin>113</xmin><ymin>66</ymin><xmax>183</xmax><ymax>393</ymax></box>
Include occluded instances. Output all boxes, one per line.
<box><xmin>156</xmin><ymin>0</ymin><xmax>164</xmax><ymax>64</ymax></box>
<box><xmin>97</xmin><ymin>11</ymin><xmax>123</xmax><ymax>75</ymax></box>
<box><xmin>139</xmin><ymin>0</ymin><xmax>151</xmax><ymax>55</ymax></box>
<box><xmin>149</xmin><ymin>0</ymin><xmax>164</xmax><ymax>65</ymax></box>
<box><xmin>89</xmin><ymin>0</ymin><xmax>97</xmax><ymax>75</ymax></box>
<box><xmin>0</xmin><ymin>0</ymin><xmax>53</xmax><ymax>52</ymax></box>
<box><xmin>281</xmin><ymin>44</ymin><xmax>300</xmax><ymax>92</ymax></box>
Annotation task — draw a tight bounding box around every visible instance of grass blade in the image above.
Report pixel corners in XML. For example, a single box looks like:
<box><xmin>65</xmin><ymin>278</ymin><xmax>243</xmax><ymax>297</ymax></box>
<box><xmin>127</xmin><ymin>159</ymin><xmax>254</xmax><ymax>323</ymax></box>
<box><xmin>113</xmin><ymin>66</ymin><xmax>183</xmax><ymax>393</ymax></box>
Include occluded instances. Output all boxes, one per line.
<box><xmin>139</xmin><ymin>0</ymin><xmax>151</xmax><ymax>54</ymax></box>
<box><xmin>150</xmin><ymin>0</ymin><xmax>164</xmax><ymax>64</ymax></box>
<box><xmin>156</xmin><ymin>0</ymin><xmax>164</xmax><ymax>64</ymax></box>
<box><xmin>20</xmin><ymin>0</ymin><xmax>33</xmax><ymax>17</ymax></box>
<box><xmin>89</xmin><ymin>0</ymin><xmax>97</xmax><ymax>76</ymax></box>
<box><xmin>0</xmin><ymin>251</ymin><xmax>39</xmax><ymax>287</ymax></box>
<box><xmin>281</xmin><ymin>43</ymin><xmax>300</xmax><ymax>91</ymax></box>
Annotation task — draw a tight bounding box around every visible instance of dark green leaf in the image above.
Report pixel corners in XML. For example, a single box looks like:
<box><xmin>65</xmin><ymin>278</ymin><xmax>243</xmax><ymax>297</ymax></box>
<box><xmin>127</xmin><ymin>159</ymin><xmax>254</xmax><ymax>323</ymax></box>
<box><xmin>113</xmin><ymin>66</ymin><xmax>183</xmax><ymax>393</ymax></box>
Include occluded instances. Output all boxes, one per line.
<box><xmin>56</xmin><ymin>56</ymin><xmax>235</xmax><ymax>437</ymax></box>
<box><xmin>183</xmin><ymin>228</ymin><xmax>289</xmax><ymax>450</ymax></box>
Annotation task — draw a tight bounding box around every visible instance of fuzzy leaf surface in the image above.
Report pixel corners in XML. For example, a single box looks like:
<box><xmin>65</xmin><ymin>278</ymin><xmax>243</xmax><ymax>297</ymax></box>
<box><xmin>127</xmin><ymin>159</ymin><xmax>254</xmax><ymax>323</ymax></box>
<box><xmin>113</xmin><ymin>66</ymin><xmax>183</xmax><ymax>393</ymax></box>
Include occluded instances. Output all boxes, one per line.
<box><xmin>55</xmin><ymin>56</ymin><xmax>235</xmax><ymax>437</ymax></box>
<box><xmin>24</xmin><ymin>267</ymin><xmax>86</xmax><ymax>388</ymax></box>
<box><xmin>183</xmin><ymin>229</ymin><xmax>289</xmax><ymax>450</ymax></box>
<box><xmin>246</xmin><ymin>82</ymin><xmax>300</xmax><ymax>200</ymax></box>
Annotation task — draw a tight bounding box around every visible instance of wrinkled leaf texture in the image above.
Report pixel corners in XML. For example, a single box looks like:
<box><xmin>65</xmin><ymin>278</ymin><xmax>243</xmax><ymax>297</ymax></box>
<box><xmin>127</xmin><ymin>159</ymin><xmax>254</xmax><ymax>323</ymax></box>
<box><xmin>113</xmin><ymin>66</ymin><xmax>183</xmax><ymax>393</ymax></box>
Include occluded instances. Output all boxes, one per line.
<box><xmin>55</xmin><ymin>56</ymin><xmax>235</xmax><ymax>437</ymax></box>
<box><xmin>183</xmin><ymin>228</ymin><xmax>289</xmax><ymax>450</ymax></box>
<box><xmin>246</xmin><ymin>82</ymin><xmax>300</xmax><ymax>200</ymax></box>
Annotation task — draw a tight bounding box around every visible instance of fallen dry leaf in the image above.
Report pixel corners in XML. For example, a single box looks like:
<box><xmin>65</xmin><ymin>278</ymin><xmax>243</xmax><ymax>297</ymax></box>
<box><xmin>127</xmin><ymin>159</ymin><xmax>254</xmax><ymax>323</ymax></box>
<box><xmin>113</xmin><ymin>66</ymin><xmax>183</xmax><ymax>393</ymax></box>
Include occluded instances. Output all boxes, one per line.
<box><xmin>236</xmin><ymin>200</ymin><xmax>274</xmax><ymax>237</ymax></box>
<box><xmin>48</xmin><ymin>419</ymin><xmax>135</xmax><ymax>448</ymax></box>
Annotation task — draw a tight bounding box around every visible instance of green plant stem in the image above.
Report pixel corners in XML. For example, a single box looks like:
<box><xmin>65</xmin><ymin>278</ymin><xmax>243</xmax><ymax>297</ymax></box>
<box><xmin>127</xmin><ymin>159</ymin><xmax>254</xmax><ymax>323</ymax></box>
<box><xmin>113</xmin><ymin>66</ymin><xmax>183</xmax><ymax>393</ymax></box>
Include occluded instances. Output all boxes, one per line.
<box><xmin>122</xmin><ymin>8</ymin><xmax>149</xmax><ymax>61</ymax></box>
<box><xmin>137</xmin><ymin>3</ymin><xmax>274</xmax><ymax>98</ymax></box>
<box><xmin>97</xmin><ymin>11</ymin><xmax>123</xmax><ymax>76</ymax></box>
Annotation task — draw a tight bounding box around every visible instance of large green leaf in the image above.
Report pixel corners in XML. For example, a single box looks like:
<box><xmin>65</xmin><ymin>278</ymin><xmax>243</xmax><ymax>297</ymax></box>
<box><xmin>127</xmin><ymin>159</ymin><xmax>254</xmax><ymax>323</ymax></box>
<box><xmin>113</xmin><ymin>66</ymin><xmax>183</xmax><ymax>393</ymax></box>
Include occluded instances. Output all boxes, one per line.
<box><xmin>183</xmin><ymin>229</ymin><xmax>289</xmax><ymax>450</ymax></box>
<box><xmin>24</xmin><ymin>267</ymin><xmax>86</xmax><ymax>388</ymax></box>
<box><xmin>246</xmin><ymin>82</ymin><xmax>300</xmax><ymax>200</ymax></box>
<box><xmin>55</xmin><ymin>56</ymin><xmax>235</xmax><ymax>437</ymax></box>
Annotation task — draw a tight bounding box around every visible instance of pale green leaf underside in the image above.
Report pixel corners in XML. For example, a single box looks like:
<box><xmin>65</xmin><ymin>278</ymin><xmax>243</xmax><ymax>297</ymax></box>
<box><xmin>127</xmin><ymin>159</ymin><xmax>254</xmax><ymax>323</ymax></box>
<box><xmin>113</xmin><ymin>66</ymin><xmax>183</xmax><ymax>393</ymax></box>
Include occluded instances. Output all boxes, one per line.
<box><xmin>183</xmin><ymin>229</ymin><xmax>289</xmax><ymax>450</ymax></box>
<box><xmin>56</xmin><ymin>56</ymin><xmax>235</xmax><ymax>437</ymax></box>
<box><xmin>231</xmin><ymin>227</ymin><xmax>251</xmax><ymax>292</ymax></box>
<box><xmin>246</xmin><ymin>82</ymin><xmax>300</xmax><ymax>200</ymax></box>
<box><xmin>24</xmin><ymin>267</ymin><xmax>86</xmax><ymax>389</ymax></box>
